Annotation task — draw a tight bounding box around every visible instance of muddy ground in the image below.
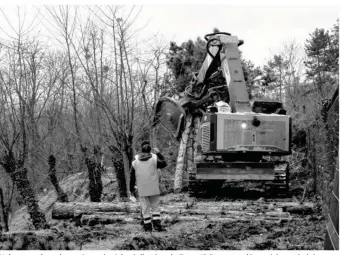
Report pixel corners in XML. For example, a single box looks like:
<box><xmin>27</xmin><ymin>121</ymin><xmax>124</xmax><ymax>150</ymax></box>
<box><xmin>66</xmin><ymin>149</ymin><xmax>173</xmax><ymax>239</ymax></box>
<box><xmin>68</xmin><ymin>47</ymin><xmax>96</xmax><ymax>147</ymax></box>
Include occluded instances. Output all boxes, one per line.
<box><xmin>77</xmin><ymin>194</ymin><xmax>324</xmax><ymax>250</ymax></box>
<box><xmin>4</xmin><ymin>169</ymin><xmax>325</xmax><ymax>250</ymax></box>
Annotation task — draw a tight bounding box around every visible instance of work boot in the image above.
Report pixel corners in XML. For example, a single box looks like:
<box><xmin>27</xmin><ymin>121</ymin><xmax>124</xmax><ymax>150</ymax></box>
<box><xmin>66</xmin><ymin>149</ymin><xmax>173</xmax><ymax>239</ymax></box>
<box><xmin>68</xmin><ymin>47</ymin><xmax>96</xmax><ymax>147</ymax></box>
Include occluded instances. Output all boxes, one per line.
<box><xmin>153</xmin><ymin>220</ymin><xmax>166</xmax><ymax>232</ymax></box>
<box><xmin>143</xmin><ymin>222</ymin><xmax>152</xmax><ymax>232</ymax></box>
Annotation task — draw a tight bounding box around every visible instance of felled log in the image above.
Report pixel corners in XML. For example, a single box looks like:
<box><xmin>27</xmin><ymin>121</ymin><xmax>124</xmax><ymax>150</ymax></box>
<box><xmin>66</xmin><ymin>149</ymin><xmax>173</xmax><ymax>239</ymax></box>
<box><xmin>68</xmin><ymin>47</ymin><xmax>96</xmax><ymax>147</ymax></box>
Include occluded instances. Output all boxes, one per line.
<box><xmin>76</xmin><ymin>208</ymin><xmax>290</xmax><ymax>217</ymax></box>
<box><xmin>57</xmin><ymin>205</ymin><xmax>292</xmax><ymax>226</ymax></box>
<box><xmin>81</xmin><ymin>214</ymin><xmax>139</xmax><ymax>226</ymax></box>
<box><xmin>163</xmin><ymin>214</ymin><xmax>293</xmax><ymax>223</ymax></box>
<box><xmin>284</xmin><ymin>205</ymin><xmax>314</xmax><ymax>215</ymax></box>
<box><xmin>52</xmin><ymin>201</ymin><xmax>314</xmax><ymax>219</ymax></box>
<box><xmin>78</xmin><ymin>211</ymin><xmax>294</xmax><ymax>226</ymax></box>
<box><xmin>160</xmin><ymin>201</ymin><xmax>314</xmax><ymax>212</ymax></box>
<box><xmin>52</xmin><ymin>202</ymin><xmax>140</xmax><ymax>219</ymax></box>
<box><xmin>168</xmin><ymin>208</ymin><xmax>290</xmax><ymax>217</ymax></box>
<box><xmin>161</xmin><ymin>201</ymin><xmax>314</xmax><ymax>208</ymax></box>
<box><xmin>54</xmin><ymin>203</ymin><xmax>240</xmax><ymax>218</ymax></box>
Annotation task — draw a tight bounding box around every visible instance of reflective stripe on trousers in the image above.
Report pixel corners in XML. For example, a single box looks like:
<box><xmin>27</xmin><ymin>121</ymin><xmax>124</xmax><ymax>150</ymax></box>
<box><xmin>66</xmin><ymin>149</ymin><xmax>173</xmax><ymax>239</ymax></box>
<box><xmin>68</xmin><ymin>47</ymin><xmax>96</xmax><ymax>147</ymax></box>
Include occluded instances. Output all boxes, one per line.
<box><xmin>139</xmin><ymin>195</ymin><xmax>161</xmax><ymax>222</ymax></box>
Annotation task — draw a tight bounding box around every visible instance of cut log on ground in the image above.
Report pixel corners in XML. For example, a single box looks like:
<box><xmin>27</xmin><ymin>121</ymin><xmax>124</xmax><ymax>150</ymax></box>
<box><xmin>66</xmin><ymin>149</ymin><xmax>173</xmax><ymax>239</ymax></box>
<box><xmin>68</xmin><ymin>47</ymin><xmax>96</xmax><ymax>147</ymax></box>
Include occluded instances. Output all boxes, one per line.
<box><xmin>160</xmin><ymin>201</ymin><xmax>314</xmax><ymax>208</ymax></box>
<box><xmin>81</xmin><ymin>214</ymin><xmax>140</xmax><ymax>226</ymax></box>
<box><xmin>52</xmin><ymin>202</ymin><xmax>140</xmax><ymax>219</ymax></box>
<box><xmin>78</xmin><ymin>212</ymin><xmax>294</xmax><ymax>226</ymax></box>
<box><xmin>160</xmin><ymin>202</ymin><xmax>314</xmax><ymax>212</ymax></box>
<box><xmin>52</xmin><ymin>201</ymin><xmax>314</xmax><ymax>219</ymax></box>
<box><xmin>75</xmin><ymin>209</ymin><xmax>290</xmax><ymax>218</ymax></box>
<box><xmin>284</xmin><ymin>205</ymin><xmax>314</xmax><ymax>215</ymax></box>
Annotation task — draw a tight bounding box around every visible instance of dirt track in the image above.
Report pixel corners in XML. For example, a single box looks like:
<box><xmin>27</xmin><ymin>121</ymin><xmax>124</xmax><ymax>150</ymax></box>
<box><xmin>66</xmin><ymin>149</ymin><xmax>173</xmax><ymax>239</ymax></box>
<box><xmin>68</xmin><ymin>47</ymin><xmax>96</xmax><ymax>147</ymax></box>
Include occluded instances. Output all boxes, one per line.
<box><xmin>88</xmin><ymin>193</ymin><xmax>324</xmax><ymax>250</ymax></box>
<box><xmin>4</xmin><ymin>170</ymin><xmax>325</xmax><ymax>250</ymax></box>
<box><xmin>45</xmin><ymin>192</ymin><xmax>323</xmax><ymax>250</ymax></box>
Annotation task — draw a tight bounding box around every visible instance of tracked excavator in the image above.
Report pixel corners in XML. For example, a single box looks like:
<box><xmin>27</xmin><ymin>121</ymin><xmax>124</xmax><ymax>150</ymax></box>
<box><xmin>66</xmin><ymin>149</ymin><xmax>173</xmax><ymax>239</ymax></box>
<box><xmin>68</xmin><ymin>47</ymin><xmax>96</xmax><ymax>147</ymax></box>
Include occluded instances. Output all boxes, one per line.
<box><xmin>153</xmin><ymin>32</ymin><xmax>291</xmax><ymax>196</ymax></box>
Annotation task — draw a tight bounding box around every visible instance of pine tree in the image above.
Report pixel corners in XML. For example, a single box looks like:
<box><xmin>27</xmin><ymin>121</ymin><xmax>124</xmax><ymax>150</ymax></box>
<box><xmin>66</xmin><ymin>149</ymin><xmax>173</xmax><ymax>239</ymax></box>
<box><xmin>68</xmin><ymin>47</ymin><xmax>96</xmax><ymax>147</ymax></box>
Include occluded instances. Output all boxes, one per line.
<box><xmin>328</xmin><ymin>19</ymin><xmax>339</xmax><ymax>76</ymax></box>
<box><xmin>264</xmin><ymin>55</ymin><xmax>289</xmax><ymax>101</ymax></box>
<box><xmin>304</xmin><ymin>28</ymin><xmax>332</xmax><ymax>98</ymax></box>
<box><xmin>241</xmin><ymin>58</ymin><xmax>262</xmax><ymax>99</ymax></box>
<box><xmin>166</xmin><ymin>31</ymin><xmax>256</xmax><ymax>97</ymax></box>
<box><xmin>166</xmin><ymin>38</ymin><xmax>206</xmax><ymax>93</ymax></box>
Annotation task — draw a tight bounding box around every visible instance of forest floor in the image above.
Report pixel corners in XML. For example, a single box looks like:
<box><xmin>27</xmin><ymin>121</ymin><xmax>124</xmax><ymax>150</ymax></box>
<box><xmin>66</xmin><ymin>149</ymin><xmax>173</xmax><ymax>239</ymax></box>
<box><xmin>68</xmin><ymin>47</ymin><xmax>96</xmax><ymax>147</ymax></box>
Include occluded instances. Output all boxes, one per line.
<box><xmin>5</xmin><ymin>167</ymin><xmax>325</xmax><ymax>250</ymax></box>
<box><xmin>81</xmin><ymin>194</ymin><xmax>324</xmax><ymax>250</ymax></box>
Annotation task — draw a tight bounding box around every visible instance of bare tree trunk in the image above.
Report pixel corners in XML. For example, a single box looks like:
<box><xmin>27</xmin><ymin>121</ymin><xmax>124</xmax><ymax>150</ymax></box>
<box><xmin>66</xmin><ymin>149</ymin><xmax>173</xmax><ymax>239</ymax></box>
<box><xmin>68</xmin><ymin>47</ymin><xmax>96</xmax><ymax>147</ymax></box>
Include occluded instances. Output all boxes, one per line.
<box><xmin>186</xmin><ymin>117</ymin><xmax>195</xmax><ymax>181</ymax></box>
<box><xmin>12</xmin><ymin>168</ymin><xmax>48</xmax><ymax>229</ymax></box>
<box><xmin>109</xmin><ymin>145</ymin><xmax>127</xmax><ymax>198</ymax></box>
<box><xmin>48</xmin><ymin>155</ymin><xmax>68</xmax><ymax>202</ymax></box>
<box><xmin>150</xmin><ymin>126</ymin><xmax>159</xmax><ymax>149</ymax></box>
<box><xmin>174</xmin><ymin>116</ymin><xmax>193</xmax><ymax>193</ymax></box>
<box><xmin>1</xmin><ymin>152</ymin><xmax>48</xmax><ymax>229</ymax></box>
<box><xmin>121</xmin><ymin>138</ymin><xmax>132</xmax><ymax>197</ymax></box>
<box><xmin>83</xmin><ymin>146</ymin><xmax>103</xmax><ymax>202</ymax></box>
<box><xmin>193</xmin><ymin>117</ymin><xmax>202</xmax><ymax>163</ymax></box>
<box><xmin>0</xmin><ymin>188</ymin><xmax>9</xmax><ymax>232</ymax></box>
<box><xmin>0</xmin><ymin>152</ymin><xmax>48</xmax><ymax>230</ymax></box>
<box><xmin>307</xmin><ymin>128</ymin><xmax>317</xmax><ymax>193</ymax></box>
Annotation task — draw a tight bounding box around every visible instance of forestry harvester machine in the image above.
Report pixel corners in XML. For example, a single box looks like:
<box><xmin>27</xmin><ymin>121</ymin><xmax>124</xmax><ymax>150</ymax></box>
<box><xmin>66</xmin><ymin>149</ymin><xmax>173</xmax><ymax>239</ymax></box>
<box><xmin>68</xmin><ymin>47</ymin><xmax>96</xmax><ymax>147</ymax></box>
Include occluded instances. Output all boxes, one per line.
<box><xmin>153</xmin><ymin>32</ymin><xmax>292</xmax><ymax>196</ymax></box>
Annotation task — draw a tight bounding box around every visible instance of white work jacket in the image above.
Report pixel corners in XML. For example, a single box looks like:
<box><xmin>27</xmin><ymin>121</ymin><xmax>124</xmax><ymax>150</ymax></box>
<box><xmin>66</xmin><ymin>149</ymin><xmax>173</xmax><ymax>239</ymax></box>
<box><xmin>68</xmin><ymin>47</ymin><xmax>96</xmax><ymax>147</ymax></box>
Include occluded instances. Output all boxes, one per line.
<box><xmin>132</xmin><ymin>153</ymin><xmax>160</xmax><ymax>197</ymax></box>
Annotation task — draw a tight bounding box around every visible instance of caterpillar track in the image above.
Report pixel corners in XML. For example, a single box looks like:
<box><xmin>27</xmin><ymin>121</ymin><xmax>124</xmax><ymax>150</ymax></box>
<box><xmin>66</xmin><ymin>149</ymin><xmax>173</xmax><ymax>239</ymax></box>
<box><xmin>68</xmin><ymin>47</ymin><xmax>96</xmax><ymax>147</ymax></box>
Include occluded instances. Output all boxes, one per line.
<box><xmin>264</xmin><ymin>162</ymin><xmax>289</xmax><ymax>197</ymax></box>
<box><xmin>188</xmin><ymin>162</ymin><xmax>289</xmax><ymax>198</ymax></box>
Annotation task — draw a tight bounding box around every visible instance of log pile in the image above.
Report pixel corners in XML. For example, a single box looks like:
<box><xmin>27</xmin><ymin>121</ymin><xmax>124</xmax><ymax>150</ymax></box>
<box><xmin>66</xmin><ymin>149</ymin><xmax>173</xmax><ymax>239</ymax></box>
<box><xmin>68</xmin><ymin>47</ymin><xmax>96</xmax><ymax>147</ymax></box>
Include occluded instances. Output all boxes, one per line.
<box><xmin>51</xmin><ymin>201</ymin><xmax>315</xmax><ymax>226</ymax></box>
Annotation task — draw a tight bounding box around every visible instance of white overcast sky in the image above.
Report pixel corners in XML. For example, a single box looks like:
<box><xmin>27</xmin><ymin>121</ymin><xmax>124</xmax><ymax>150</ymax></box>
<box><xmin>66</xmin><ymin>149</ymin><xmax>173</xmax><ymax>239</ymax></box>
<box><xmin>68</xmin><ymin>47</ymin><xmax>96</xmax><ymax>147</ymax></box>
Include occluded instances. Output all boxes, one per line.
<box><xmin>136</xmin><ymin>4</ymin><xmax>339</xmax><ymax>66</ymax></box>
<box><xmin>0</xmin><ymin>2</ymin><xmax>341</xmax><ymax>67</ymax></box>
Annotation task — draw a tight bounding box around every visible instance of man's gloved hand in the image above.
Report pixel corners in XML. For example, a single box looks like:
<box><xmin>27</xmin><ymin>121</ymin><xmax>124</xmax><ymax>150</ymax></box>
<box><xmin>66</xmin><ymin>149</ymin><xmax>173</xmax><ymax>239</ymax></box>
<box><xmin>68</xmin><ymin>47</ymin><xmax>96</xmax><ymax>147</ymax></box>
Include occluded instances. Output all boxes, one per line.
<box><xmin>152</xmin><ymin>148</ymin><xmax>160</xmax><ymax>154</ymax></box>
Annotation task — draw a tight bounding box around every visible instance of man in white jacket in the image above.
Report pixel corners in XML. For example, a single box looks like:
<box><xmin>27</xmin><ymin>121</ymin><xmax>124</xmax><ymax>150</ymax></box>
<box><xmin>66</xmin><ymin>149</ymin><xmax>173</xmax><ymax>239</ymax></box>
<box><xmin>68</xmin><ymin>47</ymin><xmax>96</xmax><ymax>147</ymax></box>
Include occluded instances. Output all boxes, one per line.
<box><xmin>130</xmin><ymin>141</ymin><xmax>167</xmax><ymax>232</ymax></box>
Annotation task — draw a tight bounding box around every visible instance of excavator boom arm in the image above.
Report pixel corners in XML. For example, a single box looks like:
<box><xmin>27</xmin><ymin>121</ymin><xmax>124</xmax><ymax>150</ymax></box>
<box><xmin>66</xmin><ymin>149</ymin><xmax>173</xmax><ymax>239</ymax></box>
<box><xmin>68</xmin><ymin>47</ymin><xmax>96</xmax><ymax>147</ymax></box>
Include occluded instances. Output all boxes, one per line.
<box><xmin>202</xmin><ymin>34</ymin><xmax>251</xmax><ymax>112</ymax></box>
<box><xmin>219</xmin><ymin>35</ymin><xmax>251</xmax><ymax>112</ymax></box>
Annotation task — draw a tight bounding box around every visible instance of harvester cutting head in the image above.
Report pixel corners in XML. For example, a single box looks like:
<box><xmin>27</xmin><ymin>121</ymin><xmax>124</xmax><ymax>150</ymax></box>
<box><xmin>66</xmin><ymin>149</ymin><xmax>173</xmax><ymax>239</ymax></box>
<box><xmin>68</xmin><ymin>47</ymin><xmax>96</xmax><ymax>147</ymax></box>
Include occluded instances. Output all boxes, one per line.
<box><xmin>152</xmin><ymin>97</ymin><xmax>187</xmax><ymax>140</ymax></box>
<box><xmin>152</xmin><ymin>32</ymin><xmax>242</xmax><ymax>140</ymax></box>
